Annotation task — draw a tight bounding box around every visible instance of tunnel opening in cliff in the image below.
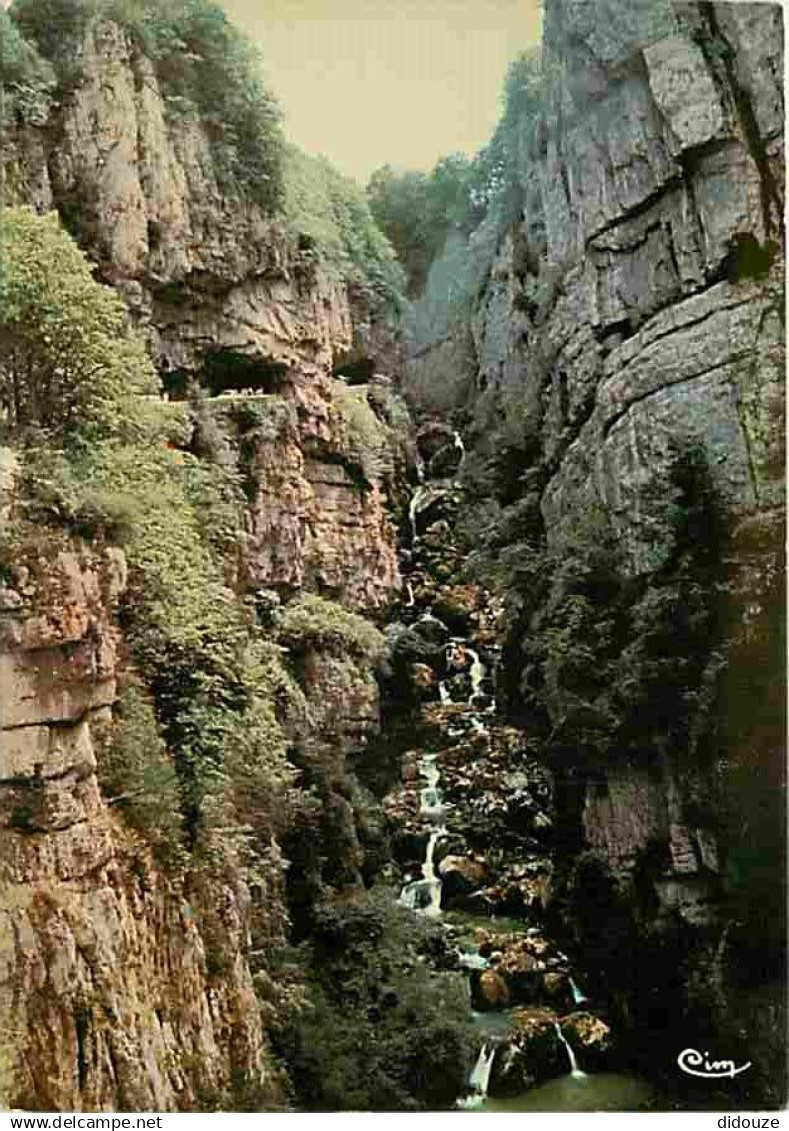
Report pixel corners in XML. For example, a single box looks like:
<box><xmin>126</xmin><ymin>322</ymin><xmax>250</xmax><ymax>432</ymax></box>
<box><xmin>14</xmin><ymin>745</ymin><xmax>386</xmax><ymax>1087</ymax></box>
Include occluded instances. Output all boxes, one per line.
<box><xmin>161</xmin><ymin>351</ymin><xmax>291</xmax><ymax>399</ymax></box>
<box><xmin>333</xmin><ymin>355</ymin><xmax>376</xmax><ymax>386</ymax></box>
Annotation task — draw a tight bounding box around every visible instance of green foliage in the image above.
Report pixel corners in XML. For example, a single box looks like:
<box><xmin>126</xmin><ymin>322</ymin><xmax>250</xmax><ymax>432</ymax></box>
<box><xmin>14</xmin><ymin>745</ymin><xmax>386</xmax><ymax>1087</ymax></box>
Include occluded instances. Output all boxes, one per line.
<box><xmin>332</xmin><ymin>383</ymin><xmax>387</xmax><ymax>486</ymax></box>
<box><xmin>278</xmin><ymin>594</ymin><xmax>384</xmax><ymax>661</ymax></box>
<box><xmin>274</xmin><ymin>892</ymin><xmax>474</xmax><ymax>1110</ymax></box>
<box><xmin>467</xmin><ymin>50</ymin><xmax>544</xmax><ymax>222</ymax></box>
<box><xmin>94</xmin><ymin>682</ymin><xmax>184</xmax><ymax>862</ymax></box>
<box><xmin>10</xmin><ymin>0</ymin><xmax>285</xmax><ymax>210</ymax></box>
<box><xmin>0</xmin><ymin>8</ymin><xmax>55</xmax><ymax>123</ymax></box>
<box><xmin>366</xmin><ymin>154</ymin><xmax>475</xmax><ymax>298</ymax></box>
<box><xmin>0</xmin><ymin>208</ymin><xmax>158</xmax><ymax>444</ymax></box>
<box><xmin>282</xmin><ymin>145</ymin><xmax>404</xmax><ymax>307</ymax></box>
<box><xmin>486</xmin><ymin>445</ymin><xmax>725</xmax><ymax>769</ymax></box>
<box><xmin>367</xmin><ymin>53</ymin><xmax>544</xmax><ymax>299</ymax></box>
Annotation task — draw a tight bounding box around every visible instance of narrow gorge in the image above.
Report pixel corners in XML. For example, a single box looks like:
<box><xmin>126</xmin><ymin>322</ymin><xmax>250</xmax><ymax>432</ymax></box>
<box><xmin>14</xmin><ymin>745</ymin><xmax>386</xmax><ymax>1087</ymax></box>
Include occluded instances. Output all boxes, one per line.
<box><xmin>0</xmin><ymin>0</ymin><xmax>785</xmax><ymax>1113</ymax></box>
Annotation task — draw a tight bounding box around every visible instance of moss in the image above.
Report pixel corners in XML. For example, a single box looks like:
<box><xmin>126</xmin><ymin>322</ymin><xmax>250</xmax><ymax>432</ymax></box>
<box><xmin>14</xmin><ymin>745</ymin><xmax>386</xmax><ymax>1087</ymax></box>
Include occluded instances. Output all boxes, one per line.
<box><xmin>278</xmin><ymin>595</ymin><xmax>384</xmax><ymax>661</ymax></box>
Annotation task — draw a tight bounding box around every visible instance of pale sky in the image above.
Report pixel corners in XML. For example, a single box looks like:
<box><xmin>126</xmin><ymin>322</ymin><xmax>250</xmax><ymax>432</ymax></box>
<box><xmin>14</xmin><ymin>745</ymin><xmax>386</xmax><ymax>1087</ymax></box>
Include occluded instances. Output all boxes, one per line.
<box><xmin>222</xmin><ymin>0</ymin><xmax>542</xmax><ymax>184</ymax></box>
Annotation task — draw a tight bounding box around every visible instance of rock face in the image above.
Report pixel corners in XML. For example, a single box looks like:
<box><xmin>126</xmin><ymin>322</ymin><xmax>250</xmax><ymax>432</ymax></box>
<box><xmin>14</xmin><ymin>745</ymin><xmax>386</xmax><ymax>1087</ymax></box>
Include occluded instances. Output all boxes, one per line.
<box><xmin>3</xmin><ymin>20</ymin><xmax>358</xmax><ymax>379</ymax></box>
<box><xmin>464</xmin><ymin>0</ymin><xmax>784</xmax><ymax>915</ymax></box>
<box><xmin>0</xmin><ymin>521</ymin><xmax>278</xmax><ymax>1111</ymax></box>
<box><xmin>235</xmin><ymin>376</ymin><xmax>401</xmax><ymax>614</ymax></box>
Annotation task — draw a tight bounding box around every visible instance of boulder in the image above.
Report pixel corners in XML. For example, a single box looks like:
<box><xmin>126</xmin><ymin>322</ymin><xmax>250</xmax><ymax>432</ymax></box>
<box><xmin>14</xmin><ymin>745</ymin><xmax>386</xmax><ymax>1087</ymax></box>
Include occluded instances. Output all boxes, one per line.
<box><xmin>473</xmin><ymin>969</ymin><xmax>511</xmax><ymax>1011</ymax></box>
<box><xmin>416</xmin><ymin>422</ymin><xmax>457</xmax><ymax>463</ymax></box>
<box><xmin>408</xmin><ymin>663</ymin><xmax>437</xmax><ymax>698</ymax></box>
<box><xmin>432</xmin><ymin>585</ymin><xmax>484</xmax><ymax>632</ymax></box>
<box><xmin>560</xmin><ymin>1011</ymin><xmax>613</xmax><ymax>1071</ymax></box>
<box><xmin>489</xmin><ymin>1007</ymin><xmax>564</xmax><ymax>1096</ymax></box>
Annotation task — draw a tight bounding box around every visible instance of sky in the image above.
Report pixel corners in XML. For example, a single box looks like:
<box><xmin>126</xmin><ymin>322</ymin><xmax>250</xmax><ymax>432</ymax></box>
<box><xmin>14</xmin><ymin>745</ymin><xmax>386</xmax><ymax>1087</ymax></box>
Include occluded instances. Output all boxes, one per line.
<box><xmin>222</xmin><ymin>0</ymin><xmax>542</xmax><ymax>185</ymax></box>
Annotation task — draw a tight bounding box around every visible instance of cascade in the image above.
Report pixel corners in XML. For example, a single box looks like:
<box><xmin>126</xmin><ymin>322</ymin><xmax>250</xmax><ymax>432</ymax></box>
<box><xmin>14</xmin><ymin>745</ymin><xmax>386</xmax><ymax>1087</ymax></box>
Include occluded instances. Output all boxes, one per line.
<box><xmin>439</xmin><ymin>681</ymin><xmax>452</xmax><ymax>705</ymax></box>
<box><xmin>466</xmin><ymin>648</ymin><xmax>485</xmax><ymax>697</ymax></box>
<box><xmin>554</xmin><ymin>1023</ymin><xmax>587</xmax><ymax>1080</ymax></box>
<box><xmin>458</xmin><ymin>1041</ymin><xmax>497</xmax><ymax>1108</ymax></box>
<box><xmin>405</xmin><ymin>581</ymin><xmax>415</xmax><ymax>608</ymax></box>
<box><xmin>409</xmin><ymin>485</ymin><xmax>432</xmax><ymax>543</ymax></box>
<box><xmin>399</xmin><ymin>754</ymin><xmax>445</xmax><ymax>917</ymax></box>
<box><xmin>569</xmin><ymin>977</ymin><xmax>589</xmax><ymax>1006</ymax></box>
<box><xmin>453</xmin><ymin>430</ymin><xmax>466</xmax><ymax>476</ymax></box>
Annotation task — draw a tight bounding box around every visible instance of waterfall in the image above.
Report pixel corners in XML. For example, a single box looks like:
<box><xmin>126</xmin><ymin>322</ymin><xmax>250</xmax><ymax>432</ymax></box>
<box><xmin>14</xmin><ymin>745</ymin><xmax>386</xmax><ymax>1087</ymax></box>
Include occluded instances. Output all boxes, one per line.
<box><xmin>409</xmin><ymin>493</ymin><xmax>419</xmax><ymax>543</ymax></box>
<box><xmin>399</xmin><ymin>754</ymin><xmax>445</xmax><ymax>917</ymax></box>
<box><xmin>405</xmin><ymin>581</ymin><xmax>415</xmax><ymax>608</ymax></box>
<box><xmin>569</xmin><ymin>976</ymin><xmax>589</xmax><ymax>1006</ymax></box>
<box><xmin>554</xmin><ymin>1023</ymin><xmax>587</xmax><ymax>1079</ymax></box>
<box><xmin>458</xmin><ymin>1041</ymin><xmax>497</xmax><ymax>1108</ymax></box>
<box><xmin>453</xmin><ymin>430</ymin><xmax>466</xmax><ymax>476</ymax></box>
<box><xmin>439</xmin><ymin>681</ymin><xmax>452</xmax><ymax>705</ymax></box>
<box><xmin>466</xmin><ymin>648</ymin><xmax>485</xmax><ymax>697</ymax></box>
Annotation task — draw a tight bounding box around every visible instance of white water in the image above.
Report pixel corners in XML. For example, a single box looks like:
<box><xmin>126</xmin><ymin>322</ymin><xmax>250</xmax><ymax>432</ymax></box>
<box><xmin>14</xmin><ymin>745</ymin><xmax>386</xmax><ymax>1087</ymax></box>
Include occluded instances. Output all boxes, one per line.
<box><xmin>569</xmin><ymin>976</ymin><xmax>589</xmax><ymax>1006</ymax></box>
<box><xmin>555</xmin><ymin>1023</ymin><xmax>587</xmax><ymax>1079</ymax></box>
<box><xmin>439</xmin><ymin>681</ymin><xmax>452</xmax><ymax>706</ymax></box>
<box><xmin>459</xmin><ymin>1042</ymin><xmax>497</xmax><ymax>1108</ymax></box>
<box><xmin>466</xmin><ymin>648</ymin><xmax>486</xmax><ymax>697</ymax></box>
<box><xmin>453</xmin><ymin>430</ymin><xmax>466</xmax><ymax>476</ymax></box>
<box><xmin>405</xmin><ymin>581</ymin><xmax>415</xmax><ymax>608</ymax></box>
<box><xmin>399</xmin><ymin>754</ymin><xmax>445</xmax><ymax>917</ymax></box>
<box><xmin>409</xmin><ymin>493</ymin><xmax>420</xmax><ymax>543</ymax></box>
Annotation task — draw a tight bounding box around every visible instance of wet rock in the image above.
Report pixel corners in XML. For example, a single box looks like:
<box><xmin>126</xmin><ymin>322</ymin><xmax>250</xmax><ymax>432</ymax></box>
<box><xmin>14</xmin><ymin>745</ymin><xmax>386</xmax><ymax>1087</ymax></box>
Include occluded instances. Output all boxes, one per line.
<box><xmin>561</xmin><ymin>1011</ymin><xmax>613</xmax><ymax>1071</ymax></box>
<box><xmin>432</xmin><ymin>585</ymin><xmax>484</xmax><ymax>633</ymax></box>
<box><xmin>489</xmin><ymin>1007</ymin><xmax>564</xmax><ymax>1096</ymax></box>
<box><xmin>438</xmin><ymin>854</ymin><xmax>488</xmax><ymax>907</ymax></box>
<box><xmin>411</xmin><ymin>613</ymin><xmax>451</xmax><ymax>646</ymax></box>
<box><xmin>543</xmin><ymin>971</ymin><xmax>571</xmax><ymax>1005</ymax></box>
<box><xmin>422</xmin><ymin>519</ymin><xmax>452</xmax><ymax>548</ymax></box>
<box><xmin>474</xmin><ymin>969</ymin><xmax>511</xmax><ymax>1011</ymax></box>
<box><xmin>416</xmin><ymin>422</ymin><xmax>457</xmax><ymax>463</ymax></box>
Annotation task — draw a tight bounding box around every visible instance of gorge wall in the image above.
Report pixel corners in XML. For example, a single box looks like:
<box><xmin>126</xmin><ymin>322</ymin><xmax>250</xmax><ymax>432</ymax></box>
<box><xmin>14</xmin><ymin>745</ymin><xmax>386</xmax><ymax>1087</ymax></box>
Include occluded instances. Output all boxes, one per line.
<box><xmin>406</xmin><ymin>0</ymin><xmax>784</xmax><ymax>1099</ymax></box>
<box><xmin>0</xmin><ymin>0</ymin><xmax>785</xmax><ymax>1112</ymax></box>
<box><xmin>1</xmin><ymin>11</ymin><xmax>407</xmax><ymax>1111</ymax></box>
<box><xmin>419</xmin><ymin>0</ymin><xmax>784</xmax><ymax>914</ymax></box>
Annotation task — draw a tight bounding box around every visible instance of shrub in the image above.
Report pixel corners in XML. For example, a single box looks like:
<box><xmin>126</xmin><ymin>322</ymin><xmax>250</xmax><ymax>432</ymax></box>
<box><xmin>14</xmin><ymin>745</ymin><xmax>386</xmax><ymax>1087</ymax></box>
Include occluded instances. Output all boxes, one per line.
<box><xmin>282</xmin><ymin>145</ymin><xmax>404</xmax><ymax>309</ymax></box>
<box><xmin>0</xmin><ymin>8</ymin><xmax>55</xmax><ymax>124</ymax></box>
<box><xmin>273</xmin><ymin>892</ymin><xmax>474</xmax><ymax>1110</ymax></box>
<box><xmin>94</xmin><ymin>682</ymin><xmax>184</xmax><ymax>862</ymax></box>
<box><xmin>0</xmin><ymin>208</ymin><xmax>158</xmax><ymax>444</ymax></box>
<box><xmin>278</xmin><ymin>595</ymin><xmax>384</xmax><ymax>660</ymax></box>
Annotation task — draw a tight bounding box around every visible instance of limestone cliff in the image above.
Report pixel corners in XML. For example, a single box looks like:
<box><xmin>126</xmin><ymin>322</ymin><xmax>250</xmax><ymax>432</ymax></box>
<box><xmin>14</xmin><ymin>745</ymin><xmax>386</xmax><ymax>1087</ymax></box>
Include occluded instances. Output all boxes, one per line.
<box><xmin>3</xmin><ymin>19</ymin><xmax>394</xmax><ymax>380</ymax></box>
<box><xmin>450</xmin><ymin>0</ymin><xmax>784</xmax><ymax>916</ymax></box>
<box><xmin>0</xmin><ymin>470</ymin><xmax>279</xmax><ymax>1110</ymax></box>
<box><xmin>1</xmin><ymin>8</ymin><xmax>406</xmax><ymax>1111</ymax></box>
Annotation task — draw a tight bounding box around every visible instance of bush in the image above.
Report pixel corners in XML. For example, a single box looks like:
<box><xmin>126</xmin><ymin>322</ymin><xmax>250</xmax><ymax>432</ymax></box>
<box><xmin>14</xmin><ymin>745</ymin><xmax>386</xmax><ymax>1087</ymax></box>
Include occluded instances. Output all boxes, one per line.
<box><xmin>0</xmin><ymin>8</ymin><xmax>55</xmax><ymax>124</ymax></box>
<box><xmin>0</xmin><ymin>208</ymin><xmax>158</xmax><ymax>444</ymax></box>
<box><xmin>274</xmin><ymin>892</ymin><xmax>474</xmax><ymax>1110</ymax></box>
<box><xmin>282</xmin><ymin>145</ymin><xmax>404</xmax><ymax>309</ymax></box>
<box><xmin>94</xmin><ymin>682</ymin><xmax>184</xmax><ymax>862</ymax></box>
<box><xmin>278</xmin><ymin>594</ymin><xmax>384</xmax><ymax>661</ymax></box>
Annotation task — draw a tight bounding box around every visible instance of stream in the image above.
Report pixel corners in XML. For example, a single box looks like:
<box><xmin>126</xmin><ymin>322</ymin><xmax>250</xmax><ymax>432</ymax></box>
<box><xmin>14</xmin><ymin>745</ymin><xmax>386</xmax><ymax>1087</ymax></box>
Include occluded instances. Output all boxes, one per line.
<box><xmin>393</xmin><ymin>425</ymin><xmax>658</xmax><ymax>1113</ymax></box>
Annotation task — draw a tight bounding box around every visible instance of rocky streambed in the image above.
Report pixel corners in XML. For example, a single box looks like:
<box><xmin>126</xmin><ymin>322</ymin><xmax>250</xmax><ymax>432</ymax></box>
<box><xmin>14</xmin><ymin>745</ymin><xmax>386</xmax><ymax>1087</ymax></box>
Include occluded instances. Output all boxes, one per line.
<box><xmin>376</xmin><ymin>422</ymin><xmax>657</xmax><ymax>1110</ymax></box>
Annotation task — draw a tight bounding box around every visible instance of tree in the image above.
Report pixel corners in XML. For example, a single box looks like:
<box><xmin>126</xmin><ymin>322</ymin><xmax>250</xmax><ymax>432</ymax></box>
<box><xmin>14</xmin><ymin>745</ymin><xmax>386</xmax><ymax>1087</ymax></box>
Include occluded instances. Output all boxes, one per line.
<box><xmin>0</xmin><ymin>208</ymin><xmax>158</xmax><ymax>442</ymax></box>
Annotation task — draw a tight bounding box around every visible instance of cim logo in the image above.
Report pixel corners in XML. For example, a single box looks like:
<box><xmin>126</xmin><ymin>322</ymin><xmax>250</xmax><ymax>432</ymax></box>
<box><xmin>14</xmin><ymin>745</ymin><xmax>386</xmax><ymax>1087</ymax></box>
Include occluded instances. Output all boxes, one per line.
<box><xmin>677</xmin><ymin>1048</ymin><xmax>752</xmax><ymax>1080</ymax></box>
